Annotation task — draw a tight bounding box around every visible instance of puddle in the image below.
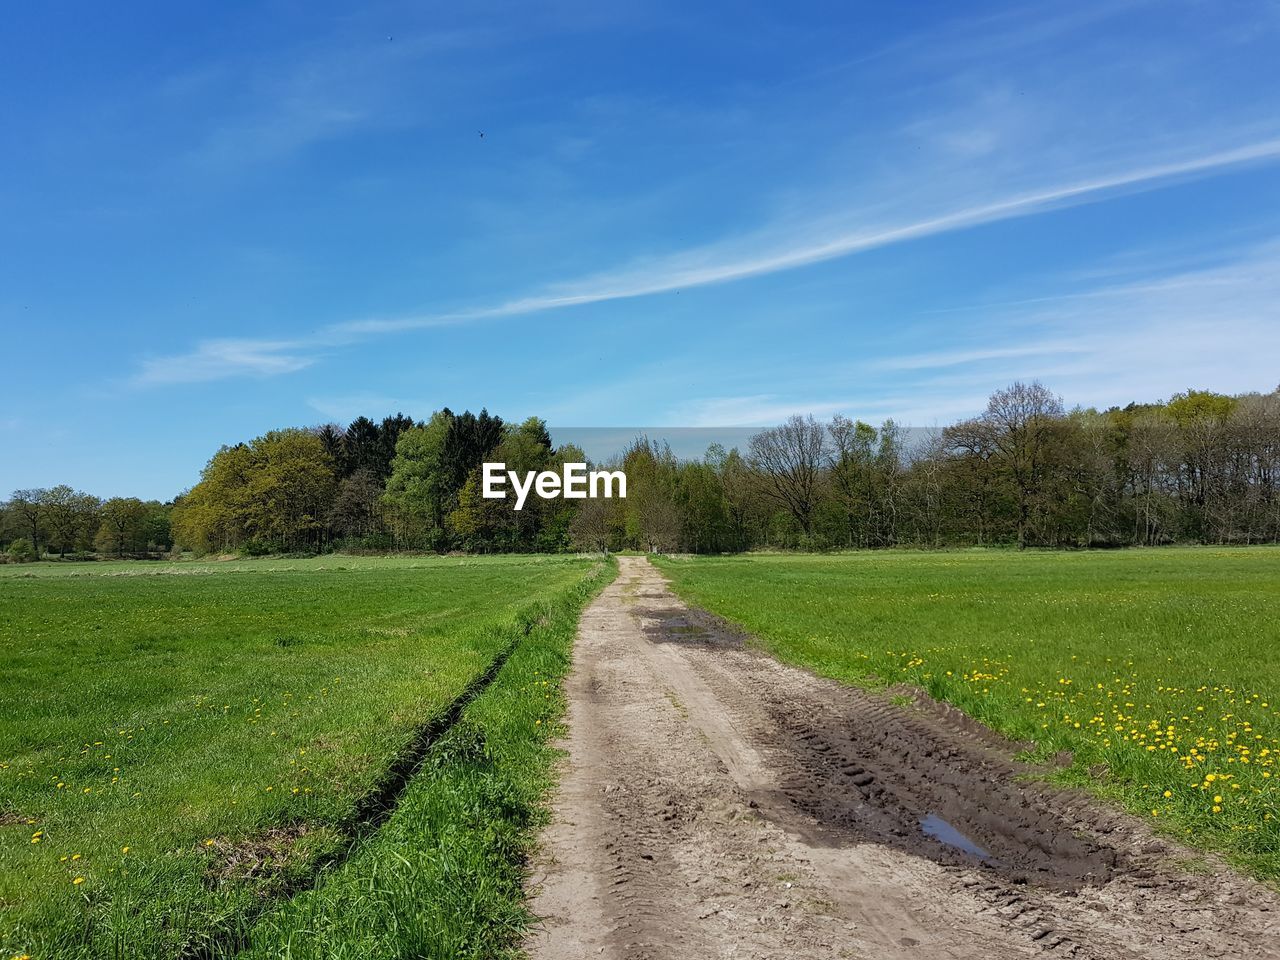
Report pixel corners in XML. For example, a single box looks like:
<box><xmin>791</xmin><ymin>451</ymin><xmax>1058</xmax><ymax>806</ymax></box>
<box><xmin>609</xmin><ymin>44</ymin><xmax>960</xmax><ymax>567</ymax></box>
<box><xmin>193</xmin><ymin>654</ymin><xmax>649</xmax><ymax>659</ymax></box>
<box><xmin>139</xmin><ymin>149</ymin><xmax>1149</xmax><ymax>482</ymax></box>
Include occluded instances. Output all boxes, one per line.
<box><xmin>920</xmin><ymin>814</ymin><xmax>993</xmax><ymax>861</ymax></box>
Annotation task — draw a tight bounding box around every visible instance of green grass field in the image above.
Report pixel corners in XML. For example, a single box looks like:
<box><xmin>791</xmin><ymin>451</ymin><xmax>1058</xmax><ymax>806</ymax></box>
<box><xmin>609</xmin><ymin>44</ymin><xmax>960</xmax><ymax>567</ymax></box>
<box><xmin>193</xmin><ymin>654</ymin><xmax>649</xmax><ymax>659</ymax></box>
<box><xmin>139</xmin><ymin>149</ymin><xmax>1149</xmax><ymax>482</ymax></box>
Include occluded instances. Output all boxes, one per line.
<box><xmin>654</xmin><ymin>547</ymin><xmax>1280</xmax><ymax>883</ymax></box>
<box><xmin>0</xmin><ymin>555</ymin><xmax>610</xmax><ymax>960</ymax></box>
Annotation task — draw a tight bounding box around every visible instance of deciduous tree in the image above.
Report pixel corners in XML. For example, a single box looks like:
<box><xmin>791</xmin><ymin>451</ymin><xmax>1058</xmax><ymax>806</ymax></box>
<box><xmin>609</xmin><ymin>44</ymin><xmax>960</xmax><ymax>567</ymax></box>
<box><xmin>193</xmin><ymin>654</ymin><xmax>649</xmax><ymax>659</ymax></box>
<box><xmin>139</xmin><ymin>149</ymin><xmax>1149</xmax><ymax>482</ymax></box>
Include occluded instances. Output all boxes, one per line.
<box><xmin>749</xmin><ymin>415</ymin><xmax>827</xmax><ymax>537</ymax></box>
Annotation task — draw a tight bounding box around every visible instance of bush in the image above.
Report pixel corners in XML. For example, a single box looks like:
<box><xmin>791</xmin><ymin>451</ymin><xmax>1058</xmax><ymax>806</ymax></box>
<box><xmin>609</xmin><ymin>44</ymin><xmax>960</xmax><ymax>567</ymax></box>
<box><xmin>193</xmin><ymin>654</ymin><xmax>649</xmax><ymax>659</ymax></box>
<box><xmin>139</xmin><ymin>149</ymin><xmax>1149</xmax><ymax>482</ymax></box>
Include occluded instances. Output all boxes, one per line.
<box><xmin>359</xmin><ymin>532</ymin><xmax>393</xmax><ymax>552</ymax></box>
<box><xmin>239</xmin><ymin>539</ymin><xmax>275</xmax><ymax>557</ymax></box>
<box><xmin>7</xmin><ymin>538</ymin><xmax>38</xmax><ymax>563</ymax></box>
<box><xmin>795</xmin><ymin>533</ymin><xmax>833</xmax><ymax>553</ymax></box>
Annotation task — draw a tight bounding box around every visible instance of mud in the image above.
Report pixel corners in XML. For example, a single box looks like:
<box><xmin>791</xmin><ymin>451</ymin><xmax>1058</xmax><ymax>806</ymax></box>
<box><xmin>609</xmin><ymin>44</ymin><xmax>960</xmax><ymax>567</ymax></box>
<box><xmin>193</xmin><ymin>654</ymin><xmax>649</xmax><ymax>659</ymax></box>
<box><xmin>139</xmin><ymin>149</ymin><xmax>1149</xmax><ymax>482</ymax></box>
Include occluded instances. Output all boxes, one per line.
<box><xmin>525</xmin><ymin>557</ymin><xmax>1280</xmax><ymax>960</ymax></box>
<box><xmin>700</xmin><ymin>630</ymin><xmax>1123</xmax><ymax>890</ymax></box>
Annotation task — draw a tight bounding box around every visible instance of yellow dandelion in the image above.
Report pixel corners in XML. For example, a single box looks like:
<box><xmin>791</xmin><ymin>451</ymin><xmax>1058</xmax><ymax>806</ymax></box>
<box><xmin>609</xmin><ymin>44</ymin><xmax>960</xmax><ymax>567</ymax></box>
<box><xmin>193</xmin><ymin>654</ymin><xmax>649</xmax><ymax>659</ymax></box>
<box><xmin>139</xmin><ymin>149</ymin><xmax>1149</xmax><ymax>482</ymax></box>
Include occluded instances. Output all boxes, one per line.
<box><xmin>73</xmin><ymin>876</ymin><xmax>84</xmax><ymax>885</ymax></box>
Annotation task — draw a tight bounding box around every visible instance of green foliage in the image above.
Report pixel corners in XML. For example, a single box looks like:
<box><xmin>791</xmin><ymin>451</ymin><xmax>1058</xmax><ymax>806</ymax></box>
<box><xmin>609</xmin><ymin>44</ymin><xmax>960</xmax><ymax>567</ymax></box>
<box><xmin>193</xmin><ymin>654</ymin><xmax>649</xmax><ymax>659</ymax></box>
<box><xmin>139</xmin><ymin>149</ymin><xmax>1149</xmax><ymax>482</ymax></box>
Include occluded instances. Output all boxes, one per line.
<box><xmin>341</xmin><ymin>416</ymin><xmax>383</xmax><ymax>477</ymax></box>
<box><xmin>656</xmin><ymin>547</ymin><xmax>1280</xmax><ymax>882</ymax></box>
<box><xmin>443</xmin><ymin>409</ymin><xmax>506</xmax><ymax>495</ymax></box>
<box><xmin>239</xmin><ymin>537</ymin><xmax>274</xmax><ymax>556</ymax></box>
<box><xmin>40</xmin><ymin>485</ymin><xmax>101</xmax><ymax>556</ymax></box>
<box><xmin>1165</xmin><ymin>389</ymin><xmax>1238</xmax><ymax>426</ymax></box>
<box><xmin>5</xmin><ymin>490</ymin><xmax>47</xmax><ymax>555</ymax></box>
<box><xmin>327</xmin><ymin>469</ymin><xmax>385</xmax><ymax>540</ymax></box>
<box><xmin>385</xmin><ymin>413</ymin><xmax>579</xmax><ymax>554</ymax></box>
<box><xmin>172</xmin><ymin>429</ymin><xmax>336</xmax><ymax>553</ymax></box>
<box><xmin>94</xmin><ymin>497</ymin><xmax>149</xmax><ymax>557</ymax></box>
<box><xmin>383</xmin><ymin>412</ymin><xmax>453</xmax><ymax>548</ymax></box>
<box><xmin>448</xmin><ymin>472</ymin><xmax>500</xmax><ymax>544</ymax></box>
<box><xmin>6</xmin><ymin>537</ymin><xmax>36</xmax><ymax>562</ymax></box>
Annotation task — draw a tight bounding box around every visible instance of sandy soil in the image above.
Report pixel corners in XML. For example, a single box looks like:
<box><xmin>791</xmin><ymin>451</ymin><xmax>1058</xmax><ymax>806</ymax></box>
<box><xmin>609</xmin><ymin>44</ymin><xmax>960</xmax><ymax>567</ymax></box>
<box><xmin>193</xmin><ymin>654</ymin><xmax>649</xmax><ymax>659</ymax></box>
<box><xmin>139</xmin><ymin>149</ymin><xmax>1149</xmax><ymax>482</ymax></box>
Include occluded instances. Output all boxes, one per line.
<box><xmin>524</xmin><ymin>556</ymin><xmax>1280</xmax><ymax>960</ymax></box>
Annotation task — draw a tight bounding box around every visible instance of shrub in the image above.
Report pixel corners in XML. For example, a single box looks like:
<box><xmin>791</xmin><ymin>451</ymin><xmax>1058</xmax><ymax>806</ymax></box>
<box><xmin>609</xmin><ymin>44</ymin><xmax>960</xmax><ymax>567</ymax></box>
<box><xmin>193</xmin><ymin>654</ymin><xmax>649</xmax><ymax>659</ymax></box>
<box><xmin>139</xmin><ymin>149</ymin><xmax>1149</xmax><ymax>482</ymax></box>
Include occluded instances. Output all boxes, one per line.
<box><xmin>359</xmin><ymin>531</ymin><xmax>393</xmax><ymax>552</ymax></box>
<box><xmin>7</xmin><ymin>538</ymin><xmax>37</xmax><ymax>563</ymax></box>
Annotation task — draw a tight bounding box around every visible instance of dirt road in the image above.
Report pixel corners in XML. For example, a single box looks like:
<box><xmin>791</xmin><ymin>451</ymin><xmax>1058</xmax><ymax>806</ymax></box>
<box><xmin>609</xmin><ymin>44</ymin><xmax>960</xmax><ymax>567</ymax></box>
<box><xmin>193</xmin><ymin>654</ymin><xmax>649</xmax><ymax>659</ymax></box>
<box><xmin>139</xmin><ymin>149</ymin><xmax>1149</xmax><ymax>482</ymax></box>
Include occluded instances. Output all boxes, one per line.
<box><xmin>525</xmin><ymin>556</ymin><xmax>1279</xmax><ymax>960</ymax></box>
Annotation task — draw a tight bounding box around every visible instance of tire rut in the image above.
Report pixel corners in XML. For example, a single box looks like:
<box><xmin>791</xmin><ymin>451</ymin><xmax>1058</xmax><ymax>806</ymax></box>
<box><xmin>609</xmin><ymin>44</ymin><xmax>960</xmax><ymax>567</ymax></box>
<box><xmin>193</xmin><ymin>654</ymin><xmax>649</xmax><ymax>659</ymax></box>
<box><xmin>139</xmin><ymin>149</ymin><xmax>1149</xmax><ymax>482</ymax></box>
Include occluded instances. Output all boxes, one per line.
<box><xmin>185</xmin><ymin>629</ymin><xmax>527</xmax><ymax>960</ymax></box>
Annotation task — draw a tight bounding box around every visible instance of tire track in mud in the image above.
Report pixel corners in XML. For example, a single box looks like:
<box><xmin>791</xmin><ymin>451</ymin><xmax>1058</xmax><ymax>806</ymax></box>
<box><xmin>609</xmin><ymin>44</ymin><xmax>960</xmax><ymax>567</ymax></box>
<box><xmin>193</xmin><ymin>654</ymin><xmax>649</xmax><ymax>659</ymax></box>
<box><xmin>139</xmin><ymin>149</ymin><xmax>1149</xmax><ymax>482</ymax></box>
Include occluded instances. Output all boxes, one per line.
<box><xmin>526</xmin><ymin>557</ymin><xmax>1280</xmax><ymax>960</ymax></box>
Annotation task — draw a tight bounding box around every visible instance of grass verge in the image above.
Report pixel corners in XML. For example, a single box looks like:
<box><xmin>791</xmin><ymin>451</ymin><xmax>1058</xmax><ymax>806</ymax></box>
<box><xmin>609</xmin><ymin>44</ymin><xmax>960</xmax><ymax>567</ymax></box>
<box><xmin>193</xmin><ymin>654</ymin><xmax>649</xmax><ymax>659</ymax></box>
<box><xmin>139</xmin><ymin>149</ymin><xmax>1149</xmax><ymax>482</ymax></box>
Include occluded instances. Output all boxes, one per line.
<box><xmin>230</xmin><ymin>557</ymin><xmax>614</xmax><ymax>959</ymax></box>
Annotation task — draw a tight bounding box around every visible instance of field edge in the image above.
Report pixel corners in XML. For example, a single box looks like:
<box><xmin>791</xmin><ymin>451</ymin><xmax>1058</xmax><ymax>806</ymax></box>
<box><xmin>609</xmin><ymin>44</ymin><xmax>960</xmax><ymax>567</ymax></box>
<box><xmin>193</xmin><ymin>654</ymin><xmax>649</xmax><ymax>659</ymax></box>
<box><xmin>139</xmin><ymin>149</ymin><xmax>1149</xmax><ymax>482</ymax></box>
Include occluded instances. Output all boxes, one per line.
<box><xmin>228</xmin><ymin>556</ymin><xmax>618</xmax><ymax>959</ymax></box>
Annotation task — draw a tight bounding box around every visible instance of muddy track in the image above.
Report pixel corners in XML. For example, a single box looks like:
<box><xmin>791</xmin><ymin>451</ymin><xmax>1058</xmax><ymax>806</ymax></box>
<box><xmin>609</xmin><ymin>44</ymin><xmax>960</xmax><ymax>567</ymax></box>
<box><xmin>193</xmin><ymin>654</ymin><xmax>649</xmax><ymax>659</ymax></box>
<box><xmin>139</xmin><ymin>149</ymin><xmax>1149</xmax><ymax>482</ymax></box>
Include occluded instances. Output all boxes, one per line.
<box><xmin>525</xmin><ymin>556</ymin><xmax>1280</xmax><ymax>960</ymax></box>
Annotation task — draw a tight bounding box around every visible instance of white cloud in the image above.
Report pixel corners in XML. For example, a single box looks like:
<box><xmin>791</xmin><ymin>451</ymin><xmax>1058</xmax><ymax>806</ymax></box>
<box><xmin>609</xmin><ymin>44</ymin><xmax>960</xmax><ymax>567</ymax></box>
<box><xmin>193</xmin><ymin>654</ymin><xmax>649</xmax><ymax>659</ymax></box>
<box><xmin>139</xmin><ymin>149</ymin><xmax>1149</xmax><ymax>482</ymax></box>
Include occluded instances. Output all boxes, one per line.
<box><xmin>874</xmin><ymin>242</ymin><xmax>1280</xmax><ymax>412</ymax></box>
<box><xmin>132</xmin><ymin>339</ymin><xmax>314</xmax><ymax>385</ymax></box>
<box><xmin>667</xmin><ymin>388</ymin><xmax>1002</xmax><ymax>430</ymax></box>
<box><xmin>131</xmin><ymin>133</ymin><xmax>1280</xmax><ymax>385</ymax></box>
<box><xmin>672</xmin><ymin>394</ymin><xmax>855</xmax><ymax>427</ymax></box>
<box><xmin>340</xmin><ymin>134</ymin><xmax>1280</xmax><ymax>331</ymax></box>
<box><xmin>873</xmin><ymin>342</ymin><xmax>1091</xmax><ymax>372</ymax></box>
<box><xmin>654</xmin><ymin>241</ymin><xmax>1280</xmax><ymax>428</ymax></box>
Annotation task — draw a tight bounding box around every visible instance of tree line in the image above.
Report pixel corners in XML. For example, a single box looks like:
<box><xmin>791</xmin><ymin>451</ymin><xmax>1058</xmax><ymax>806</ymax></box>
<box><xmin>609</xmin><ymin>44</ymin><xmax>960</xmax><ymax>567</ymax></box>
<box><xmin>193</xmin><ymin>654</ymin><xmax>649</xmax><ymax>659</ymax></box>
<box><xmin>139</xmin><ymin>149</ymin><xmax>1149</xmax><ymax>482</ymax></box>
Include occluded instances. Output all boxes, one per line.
<box><xmin>1</xmin><ymin>487</ymin><xmax>173</xmax><ymax>561</ymax></box>
<box><xmin>590</xmin><ymin>381</ymin><xmax>1280</xmax><ymax>552</ymax></box>
<box><xmin>159</xmin><ymin>409</ymin><xmax>587</xmax><ymax>555</ymax></box>
<box><xmin>3</xmin><ymin>382</ymin><xmax>1278</xmax><ymax>560</ymax></box>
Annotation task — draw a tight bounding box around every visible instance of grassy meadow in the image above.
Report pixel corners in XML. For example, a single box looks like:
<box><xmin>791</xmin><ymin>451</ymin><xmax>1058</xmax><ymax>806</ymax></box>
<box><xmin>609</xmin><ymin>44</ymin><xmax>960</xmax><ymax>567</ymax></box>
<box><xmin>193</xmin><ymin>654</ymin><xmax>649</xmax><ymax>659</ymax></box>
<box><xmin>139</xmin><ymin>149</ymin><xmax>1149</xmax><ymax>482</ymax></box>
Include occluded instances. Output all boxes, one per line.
<box><xmin>0</xmin><ymin>555</ymin><xmax>610</xmax><ymax>959</ymax></box>
<box><xmin>654</xmin><ymin>547</ymin><xmax>1280</xmax><ymax>882</ymax></box>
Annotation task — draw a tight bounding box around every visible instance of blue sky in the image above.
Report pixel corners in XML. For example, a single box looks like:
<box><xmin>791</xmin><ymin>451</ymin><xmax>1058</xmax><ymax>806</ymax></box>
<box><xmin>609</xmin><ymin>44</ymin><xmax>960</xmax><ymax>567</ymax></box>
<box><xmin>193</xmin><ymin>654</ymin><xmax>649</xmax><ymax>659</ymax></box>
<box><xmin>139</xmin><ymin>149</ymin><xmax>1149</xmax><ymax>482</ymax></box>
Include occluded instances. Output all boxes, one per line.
<box><xmin>3</xmin><ymin>0</ymin><xmax>1280</xmax><ymax>499</ymax></box>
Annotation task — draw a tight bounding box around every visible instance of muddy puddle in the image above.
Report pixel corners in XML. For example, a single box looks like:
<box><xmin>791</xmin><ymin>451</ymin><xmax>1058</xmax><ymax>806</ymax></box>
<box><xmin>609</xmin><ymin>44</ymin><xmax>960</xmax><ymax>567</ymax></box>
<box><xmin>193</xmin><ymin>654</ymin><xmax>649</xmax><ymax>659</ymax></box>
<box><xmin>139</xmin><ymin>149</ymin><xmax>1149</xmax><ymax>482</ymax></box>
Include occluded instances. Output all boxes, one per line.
<box><xmin>921</xmin><ymin>813</ymin><xmax>994</xmax><ymax>862</ymax></box>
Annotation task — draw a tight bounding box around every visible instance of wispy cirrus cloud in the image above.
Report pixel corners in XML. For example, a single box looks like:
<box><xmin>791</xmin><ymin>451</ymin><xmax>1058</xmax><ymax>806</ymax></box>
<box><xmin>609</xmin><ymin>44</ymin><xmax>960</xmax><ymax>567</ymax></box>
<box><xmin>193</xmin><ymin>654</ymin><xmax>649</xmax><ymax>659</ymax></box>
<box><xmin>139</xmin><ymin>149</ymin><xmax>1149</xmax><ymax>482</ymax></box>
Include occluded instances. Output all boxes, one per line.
<box><xmin>133</xmin><ymin>338</ymin><xmax>315</xmax><ymax>386</ymax></box>
<box><xmin>130</xmin><ymin>133</ymin><xmax>1280</xmax><ymax>386</ymax></box>
<box><xmin>340</xmin><ymin>135</ymin><xmax>1280</xmax><ymax>333</ymax></box>
<box><xmin>656</xmin><ymin>239</ymin><xmax>1280</xmax><ymax>428</ymax></box>
<box><xmin>883</xmin><ymin>244</ymin><xmax>1280</xmax><ymax>412</ymax></box>
<box><xmin>873</xmin><ymin>342</ymin><xmax>1091</xmax><ymax>372</ymax></box>
<box><xmin>667</xmin><ymin>390</ymin><xmax>996</xmax><ymax>430</ymax></box>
